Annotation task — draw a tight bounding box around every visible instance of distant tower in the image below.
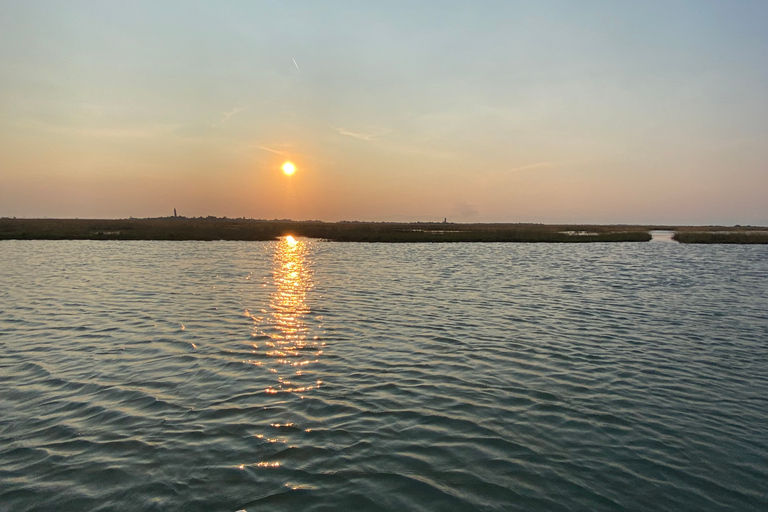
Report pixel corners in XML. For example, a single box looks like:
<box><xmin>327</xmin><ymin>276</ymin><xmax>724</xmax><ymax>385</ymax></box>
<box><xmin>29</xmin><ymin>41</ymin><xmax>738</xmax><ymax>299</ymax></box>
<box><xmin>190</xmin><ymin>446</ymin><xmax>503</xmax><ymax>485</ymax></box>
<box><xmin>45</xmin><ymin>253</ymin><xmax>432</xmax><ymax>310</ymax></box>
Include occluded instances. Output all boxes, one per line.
<box><xmin>174</xmin><ymin>208</ymin><xmax>177</xmax><ymax>218</ymax></box>
<box><xmin>444</xmin><ymin>217</ymin><xmax>447</xmax><ymax>224</ymax></box>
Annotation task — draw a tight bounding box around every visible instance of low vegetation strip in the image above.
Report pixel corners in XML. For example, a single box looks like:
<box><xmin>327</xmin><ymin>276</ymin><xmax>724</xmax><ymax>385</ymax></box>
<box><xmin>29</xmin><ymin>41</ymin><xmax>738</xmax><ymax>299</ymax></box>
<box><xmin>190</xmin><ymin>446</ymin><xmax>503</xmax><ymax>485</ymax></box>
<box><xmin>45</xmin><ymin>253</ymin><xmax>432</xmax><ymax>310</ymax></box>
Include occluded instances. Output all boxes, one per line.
<box><xmin>3</xmin><ymin>219</ymin><xmax>766</xmax><ymax>243</ymax></box>
<box><xmin>0</xmin><ymin>218</ymin><xmax>655</xmax><ymax>242</ymax></box>
<box><xmin>673</xmin><ymin>231</ymin><xmax>768</xmax><ymax>244</ymax></box>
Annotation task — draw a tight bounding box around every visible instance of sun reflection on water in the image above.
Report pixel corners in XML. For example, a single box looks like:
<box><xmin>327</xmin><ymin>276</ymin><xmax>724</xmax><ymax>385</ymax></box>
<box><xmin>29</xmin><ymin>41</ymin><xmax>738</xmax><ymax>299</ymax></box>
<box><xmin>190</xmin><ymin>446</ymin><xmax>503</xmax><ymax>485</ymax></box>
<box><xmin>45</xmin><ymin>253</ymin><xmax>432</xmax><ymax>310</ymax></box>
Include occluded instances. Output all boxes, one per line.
<box><xmin>250</xmin><ymin>236</ymin><xmax>323</xmax><ymax>394</ymax></box>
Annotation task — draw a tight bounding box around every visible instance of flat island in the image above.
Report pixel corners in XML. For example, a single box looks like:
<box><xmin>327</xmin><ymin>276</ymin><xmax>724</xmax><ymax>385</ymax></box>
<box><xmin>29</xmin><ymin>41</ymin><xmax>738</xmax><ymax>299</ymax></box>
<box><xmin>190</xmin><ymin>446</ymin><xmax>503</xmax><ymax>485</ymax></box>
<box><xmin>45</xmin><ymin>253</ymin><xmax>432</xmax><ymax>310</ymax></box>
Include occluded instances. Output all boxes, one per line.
<box><xmin>1</xmin><ymin>218</ymin><xmax>767</xmax><ymax>243</ymax></box>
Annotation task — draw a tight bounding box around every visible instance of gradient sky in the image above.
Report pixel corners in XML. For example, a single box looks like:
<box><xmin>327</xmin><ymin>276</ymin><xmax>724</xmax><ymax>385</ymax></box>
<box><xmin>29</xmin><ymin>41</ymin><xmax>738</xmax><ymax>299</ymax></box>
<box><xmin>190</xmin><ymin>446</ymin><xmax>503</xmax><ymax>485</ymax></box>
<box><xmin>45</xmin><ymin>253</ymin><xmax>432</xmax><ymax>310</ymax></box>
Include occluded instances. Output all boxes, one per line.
<box><xmin>1</xmin><ymin>1</ymin><xmax>767</xmax><ymax>224</ymax></box>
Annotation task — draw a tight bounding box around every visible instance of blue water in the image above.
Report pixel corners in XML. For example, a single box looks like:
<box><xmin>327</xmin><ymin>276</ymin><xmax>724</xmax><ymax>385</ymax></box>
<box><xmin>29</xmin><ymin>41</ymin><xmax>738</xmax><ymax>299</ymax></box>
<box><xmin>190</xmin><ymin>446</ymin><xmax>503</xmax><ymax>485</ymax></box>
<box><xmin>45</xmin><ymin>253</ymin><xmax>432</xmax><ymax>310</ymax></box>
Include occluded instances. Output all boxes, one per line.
<box><xmin>1</xmin><ymin>240</ymin><xmax>767</xmax><ymax>511</ymax></box>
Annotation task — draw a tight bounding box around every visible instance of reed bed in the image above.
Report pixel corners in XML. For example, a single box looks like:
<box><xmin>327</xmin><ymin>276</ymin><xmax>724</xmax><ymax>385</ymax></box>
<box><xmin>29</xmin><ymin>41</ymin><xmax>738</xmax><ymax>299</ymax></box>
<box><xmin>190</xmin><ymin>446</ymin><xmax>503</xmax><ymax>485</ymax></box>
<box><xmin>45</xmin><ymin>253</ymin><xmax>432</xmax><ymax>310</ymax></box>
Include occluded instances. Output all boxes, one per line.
<box><xmin>5</xmin><ymin>218</ymin><xmax>766</xmax><ymax>243</ymax></box>
<box><xmin>0</xmin><ymin>218</ymin><xmax>653</xmax><ymax>243</ymax></box>
<box><xmin>673</xmin><ymin>231</ymin><xmax>768</xmax><ymax>244</ymax></box>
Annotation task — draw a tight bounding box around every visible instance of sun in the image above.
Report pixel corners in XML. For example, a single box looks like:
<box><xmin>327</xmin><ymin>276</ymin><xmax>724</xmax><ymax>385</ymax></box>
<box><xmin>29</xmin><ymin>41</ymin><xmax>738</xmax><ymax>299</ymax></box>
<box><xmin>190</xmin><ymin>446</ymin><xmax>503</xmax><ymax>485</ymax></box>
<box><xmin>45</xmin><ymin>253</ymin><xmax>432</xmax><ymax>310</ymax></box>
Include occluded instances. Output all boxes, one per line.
<box><xmin>282</xmin><ymin>162</ymin><xmax>296</xmax><ymax>176</ymax></box>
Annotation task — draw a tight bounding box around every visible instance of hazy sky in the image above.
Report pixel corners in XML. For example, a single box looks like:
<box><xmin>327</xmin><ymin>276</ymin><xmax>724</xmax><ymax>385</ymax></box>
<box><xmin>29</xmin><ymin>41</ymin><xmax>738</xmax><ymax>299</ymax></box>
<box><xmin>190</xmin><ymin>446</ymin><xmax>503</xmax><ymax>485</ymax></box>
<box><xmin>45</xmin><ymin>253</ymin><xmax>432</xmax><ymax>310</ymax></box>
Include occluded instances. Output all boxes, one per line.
<box><xmin>1</xmin><ymin>1</ymin><xmax>767</xmax><ymax>224</ymax></box>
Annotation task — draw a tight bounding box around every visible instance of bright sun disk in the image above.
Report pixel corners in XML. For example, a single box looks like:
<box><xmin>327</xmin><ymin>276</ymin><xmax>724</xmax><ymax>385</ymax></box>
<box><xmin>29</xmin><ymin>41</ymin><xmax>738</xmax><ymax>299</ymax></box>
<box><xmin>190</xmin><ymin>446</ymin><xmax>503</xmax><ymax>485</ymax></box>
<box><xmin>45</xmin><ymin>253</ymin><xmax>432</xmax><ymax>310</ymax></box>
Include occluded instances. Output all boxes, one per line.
<box><xmin>282</xmin><ymin>162</ymin><xmax>296</xmax><ymax>175</ymax></box>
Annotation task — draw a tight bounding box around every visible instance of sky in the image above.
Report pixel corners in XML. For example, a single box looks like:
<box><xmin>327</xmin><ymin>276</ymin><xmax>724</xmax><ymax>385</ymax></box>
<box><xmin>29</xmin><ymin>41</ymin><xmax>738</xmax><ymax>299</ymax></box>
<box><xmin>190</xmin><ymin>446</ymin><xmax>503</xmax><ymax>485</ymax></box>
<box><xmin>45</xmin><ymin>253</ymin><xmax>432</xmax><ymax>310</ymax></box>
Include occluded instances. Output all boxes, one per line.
<box><xmin>1</xmin><ymin>0</ymin><xmax>767</xmax><ymax>225</ymax></box>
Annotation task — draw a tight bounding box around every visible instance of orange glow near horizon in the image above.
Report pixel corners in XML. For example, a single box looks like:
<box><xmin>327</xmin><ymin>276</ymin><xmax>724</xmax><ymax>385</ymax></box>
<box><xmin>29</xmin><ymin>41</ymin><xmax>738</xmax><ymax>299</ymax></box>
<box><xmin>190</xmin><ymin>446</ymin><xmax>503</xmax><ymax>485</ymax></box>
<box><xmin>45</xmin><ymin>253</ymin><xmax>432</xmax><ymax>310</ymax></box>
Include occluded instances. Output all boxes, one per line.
<box><xmin>282</xmin><ymin>162</ymin><xmax>296</xmax><ymax>176</ymax></box>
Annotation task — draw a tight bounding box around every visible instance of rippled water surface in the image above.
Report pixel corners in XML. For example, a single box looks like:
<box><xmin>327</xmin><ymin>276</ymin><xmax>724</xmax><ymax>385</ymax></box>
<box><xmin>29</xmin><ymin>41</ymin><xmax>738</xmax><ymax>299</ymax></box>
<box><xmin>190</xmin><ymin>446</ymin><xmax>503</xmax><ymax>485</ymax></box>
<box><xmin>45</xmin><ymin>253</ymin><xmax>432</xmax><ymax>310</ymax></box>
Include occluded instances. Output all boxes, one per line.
<box><xmin>1</xmin><ymin>240</ymin><xmax>767</xmax><ymax>511</ymax></box>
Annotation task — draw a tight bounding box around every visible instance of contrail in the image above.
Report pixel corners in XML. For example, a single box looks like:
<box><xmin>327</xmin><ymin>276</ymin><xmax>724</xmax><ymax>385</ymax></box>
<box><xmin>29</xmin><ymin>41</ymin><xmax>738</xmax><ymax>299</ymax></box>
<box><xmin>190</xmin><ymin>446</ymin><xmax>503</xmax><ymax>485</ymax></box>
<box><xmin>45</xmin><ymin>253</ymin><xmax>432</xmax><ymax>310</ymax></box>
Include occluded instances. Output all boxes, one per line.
<box><xmin>292</xmin><ymin>57</ymin><xmax>300</xmax><ymax>72</ymax></box>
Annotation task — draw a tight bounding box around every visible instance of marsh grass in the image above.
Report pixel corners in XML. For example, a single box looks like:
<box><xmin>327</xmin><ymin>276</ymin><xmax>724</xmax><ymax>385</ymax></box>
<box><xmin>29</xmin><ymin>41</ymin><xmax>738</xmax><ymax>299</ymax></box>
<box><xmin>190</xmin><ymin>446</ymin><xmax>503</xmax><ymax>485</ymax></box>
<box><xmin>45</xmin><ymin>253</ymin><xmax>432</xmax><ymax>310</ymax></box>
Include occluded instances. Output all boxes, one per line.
<box><xmin>4</xmin><ymin>218</ymin><xmax>766</xmax><ymax>243</ymax></box>
<box><xmin>673</xmin><ymin>231</ymin><xmax>768</xmax><ymax>244</ymax></box>
<box><xmin>0</xmin><ymin>218</ymin><xmax>656</xmax><ymax>242</ymax></box>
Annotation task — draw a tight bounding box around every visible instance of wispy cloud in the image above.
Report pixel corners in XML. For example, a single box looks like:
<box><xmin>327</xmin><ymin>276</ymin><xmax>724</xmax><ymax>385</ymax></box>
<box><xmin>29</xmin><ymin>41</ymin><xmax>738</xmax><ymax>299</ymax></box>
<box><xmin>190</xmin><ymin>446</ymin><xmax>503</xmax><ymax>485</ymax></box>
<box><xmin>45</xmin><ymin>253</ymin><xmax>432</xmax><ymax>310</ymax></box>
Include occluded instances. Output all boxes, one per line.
<box><xmin>213</xmin><ymin>106</ymin><xmax>245</xmax><ymax>127</ymax></box>
<box><xmin>508</xmin><ymin>161</ymin><xmax>554</xmax><ymax>172</ymax></box>
<box><xmin>335</xmin><ymin>127</ymin><xmax>378</xmax><ymax>141</ymax></box>
<box><xmin>386</xmin><ymin>142</ymin><xmax>461</xmax><ymax>160</ymax></box>
<box><xmin>254</xmin><ymin>143</ymin><xmax>291</xmax><ymax>156</ymax></box>
<box><xmin>32</xmin><ymin>121</ymin><xmax>181</xmax><ymax>139</ymax></box>
<box><xmin>453</xmin><ymin>202</ymin><xmax>479</xmax><ymax>219</ymax></box>
<box><xmin>334</xmin><ymin>126</ymin><xmax>458</xmax><ymax>159</ymax></box>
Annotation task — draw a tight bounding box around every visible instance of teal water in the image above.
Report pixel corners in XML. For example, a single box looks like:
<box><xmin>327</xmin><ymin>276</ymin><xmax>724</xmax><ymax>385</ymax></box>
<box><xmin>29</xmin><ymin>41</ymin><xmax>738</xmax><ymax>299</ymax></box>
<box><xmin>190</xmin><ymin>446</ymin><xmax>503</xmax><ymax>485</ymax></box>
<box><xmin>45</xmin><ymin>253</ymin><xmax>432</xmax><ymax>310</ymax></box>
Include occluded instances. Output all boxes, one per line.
<box><xmin>1</xmin><ymin>240</ymin><xmax>767</xmax><ymax>511</ymax></box>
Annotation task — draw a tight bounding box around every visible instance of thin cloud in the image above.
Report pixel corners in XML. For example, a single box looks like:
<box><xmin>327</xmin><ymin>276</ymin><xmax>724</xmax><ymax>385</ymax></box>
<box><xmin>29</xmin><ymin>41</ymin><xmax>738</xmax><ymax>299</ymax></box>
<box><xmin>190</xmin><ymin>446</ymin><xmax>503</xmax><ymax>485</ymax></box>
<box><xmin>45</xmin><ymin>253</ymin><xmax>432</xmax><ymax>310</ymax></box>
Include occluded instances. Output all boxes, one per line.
<box><xmin>335</xmin><ymin>127</ymin><xmax>378</xmax><ymax>141</ymax></box>
<box><xmin>254</xmin><ymin>144</ymin><xmax>291</xmax><ymax>156</ymax></box>
<box><xmin>213</xmin><ymin>106</ymin><xmax>245</xmax><ymax>127</ymax></box>
<box><xmin>453</xmin><ymin>202</ymin><xmax>479</xmax><ymax>219</ymax></box>
<box><xmin>508</xmin><ymin>162</ymin><xmax>554</xmax><ymax>172</ymax></box>
<box><xmin>35</xmin><ymin>122</ymin><xmax>181</xmax><ymax>139</ymax></box>
<box><xmin>386</xmin><ymin>142</ymin><xmax>460</xmax><ymax>160</ymax></box>
<box><xmin>333</xmin><ymin>125</ymin><xmax>459</xmax><ymax>159</ymax></box>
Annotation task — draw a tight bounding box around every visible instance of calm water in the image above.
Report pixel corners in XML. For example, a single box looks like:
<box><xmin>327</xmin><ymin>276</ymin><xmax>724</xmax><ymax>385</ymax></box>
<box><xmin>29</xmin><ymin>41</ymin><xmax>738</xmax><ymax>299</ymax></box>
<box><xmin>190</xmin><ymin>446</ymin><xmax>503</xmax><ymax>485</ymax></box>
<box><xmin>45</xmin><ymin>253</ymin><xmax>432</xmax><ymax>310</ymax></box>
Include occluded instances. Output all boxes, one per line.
<box><xmin>1</xmin><ymin>240</ymin><xmax>767</xmax><ymax>511</ymax></box>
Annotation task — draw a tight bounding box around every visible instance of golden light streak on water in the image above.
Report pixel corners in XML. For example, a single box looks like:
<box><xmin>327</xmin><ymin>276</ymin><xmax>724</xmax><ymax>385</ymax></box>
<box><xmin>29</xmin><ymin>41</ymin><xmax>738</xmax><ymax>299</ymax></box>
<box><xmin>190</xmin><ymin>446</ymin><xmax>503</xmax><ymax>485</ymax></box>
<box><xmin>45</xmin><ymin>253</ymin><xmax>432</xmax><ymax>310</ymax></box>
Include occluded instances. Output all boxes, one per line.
<box><xmin>251</xmin><ymin>236</ymin><xmax>322</xmax><ymax>394</ymax></box>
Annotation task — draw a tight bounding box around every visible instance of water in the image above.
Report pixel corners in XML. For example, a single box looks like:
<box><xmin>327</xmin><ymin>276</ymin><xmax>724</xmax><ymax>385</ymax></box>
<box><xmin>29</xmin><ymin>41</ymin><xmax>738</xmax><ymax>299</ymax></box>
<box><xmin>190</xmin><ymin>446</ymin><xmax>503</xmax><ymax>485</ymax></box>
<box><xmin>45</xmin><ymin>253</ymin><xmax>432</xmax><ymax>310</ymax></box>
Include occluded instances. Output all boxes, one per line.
<box><xmin>649</xmin><ymin>230</ymin><xmax>676</xmax><ymax>242</ymax></box>
<box><xmin>1</xmin><ymin>240</ymin><xmax>767</xmax><ymax>511</ymax></box>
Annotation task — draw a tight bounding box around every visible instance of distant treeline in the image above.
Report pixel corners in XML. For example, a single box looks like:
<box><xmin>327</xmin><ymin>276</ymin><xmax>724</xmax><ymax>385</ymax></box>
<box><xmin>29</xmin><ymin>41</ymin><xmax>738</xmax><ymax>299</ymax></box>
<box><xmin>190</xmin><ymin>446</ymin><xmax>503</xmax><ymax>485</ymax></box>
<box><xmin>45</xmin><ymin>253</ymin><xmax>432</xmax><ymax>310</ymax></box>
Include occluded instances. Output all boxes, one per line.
<box><xmin>0</xmin><ymin>218</ymin><xmax>765</xmax><ymax>243</ymax></box>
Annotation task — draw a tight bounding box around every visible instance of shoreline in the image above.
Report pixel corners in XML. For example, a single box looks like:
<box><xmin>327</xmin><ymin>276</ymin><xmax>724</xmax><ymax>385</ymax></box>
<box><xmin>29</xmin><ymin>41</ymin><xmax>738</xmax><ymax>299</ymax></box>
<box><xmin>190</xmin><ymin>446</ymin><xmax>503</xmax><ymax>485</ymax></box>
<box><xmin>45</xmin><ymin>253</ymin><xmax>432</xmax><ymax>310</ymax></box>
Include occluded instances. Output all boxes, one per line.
<box><xmin>1</xmin><ymin>218</ymin><xmax>766</xmax><ymax>243</ymax></box>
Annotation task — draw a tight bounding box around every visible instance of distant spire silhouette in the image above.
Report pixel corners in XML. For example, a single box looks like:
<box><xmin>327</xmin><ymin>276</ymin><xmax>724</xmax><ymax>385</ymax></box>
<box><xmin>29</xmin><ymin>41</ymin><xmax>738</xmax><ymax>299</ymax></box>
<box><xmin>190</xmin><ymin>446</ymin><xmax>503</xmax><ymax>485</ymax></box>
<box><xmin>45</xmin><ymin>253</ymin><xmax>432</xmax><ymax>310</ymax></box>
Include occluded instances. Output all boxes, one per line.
<box><xmin>174</xmin><ymin>208</ymin><xmax>177</xmax><ymax>218</ymax></box>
